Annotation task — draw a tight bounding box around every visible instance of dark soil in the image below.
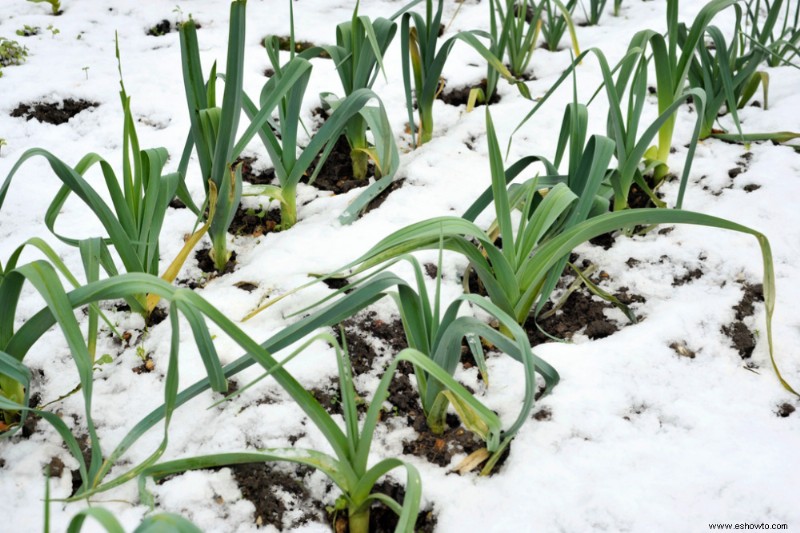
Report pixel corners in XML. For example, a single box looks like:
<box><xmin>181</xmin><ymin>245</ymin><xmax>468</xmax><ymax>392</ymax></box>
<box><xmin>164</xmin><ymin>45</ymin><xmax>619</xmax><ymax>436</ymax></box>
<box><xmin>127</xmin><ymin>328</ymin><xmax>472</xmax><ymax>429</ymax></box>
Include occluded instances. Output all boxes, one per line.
<box><xmin>11</xmin><ymin>99</ymin><xmax>98</xmax><ymax>125</ymax></box>
<box><xmin>340</xmin><ymin>313</ymin><xmax>407</xmax><ymax>376</ymax></box>
<box><xmin>743</xmin><ymin>184</ymin><xmax>761</xmax><ymax>193</ymax></box>
<box><xmin>46</xmin><ymin>457</ymin><xmax>65</xmax><ymax>478</ymax></box>
<box><xmin>308</xmin><ymin>377</ymin><xmax>368</xmax><ymax>417</ymax></box>
<box><xmin>146</xmin><ymin>19</ymin><xmax>172</xmax><ymax>36</ymax></box>
<box><xmin>304</xmin><ymin>136</ymin><xmax>375</xmax><ymax>194</ymax></box>
<box><xmin>589</xmin><ymin>231</ymin><xmax>616</xmax><ymax>250</ymax></box>
<box><xmin>721</xmin><ymin>283</ymin><xmax>763</xmax><ymax>359</ymax></box>
<box><xmin>330</xmin><ymin>480</ymin><xmax>437</xmax><ymax>533</ymax></box>
<box><xmin>132</xmin><ymin>355</ymin><xmax>155</xmax><ymax>374</ymax></box>
<box><xmin>235</xmin><ymin>156</ymin><xmax>276</xmax><ymax>185</ymax></box>
<box><xmin>728</xmin><ymin>167</ymin><xmax>744</xmax><ymax>179</ymax></box>
<box><xmin>525</xmin><ymin>286</ymin><xmax>644</xmax><ymax>347</ymax></box>
<box><xmin>227</xmin><ymin>204</ymin><xmax>282</xmax><ymax>237</ymax></box>
<box><xmin>195</xmin><ymin>248</ymin><xmax>237</xmax><ymax>276</ymax></box>
<box><xmin>439</xmin><ymin>78</ymin><xmax>501</xmax><ymax>108</ymax></box>
<box><xmin>361</xmin><ymin>178</ymin><xmax>406</xmax><ymax>216</ymax></box>
<box><xmin>18</xmin><ymin>392</ymin><xmax>42</xmax><ymax>438</ymax></box>
<box><xmin>147</xmin><ymin>19</ymin><xmax>201</xmax><ymax>36</ymax></box>
<box><xmin>229</xmin><ymin>461</ymin><xmax>435</xmax><ymax>533</ymax></box>
<box><xmin>777</xmin><ymin>403</ymin><xmax>796</xmax><ymax>418</ymax></box>
<box><xmin>424</xmin><ymin>263</ymin><xmax>439</xmax><ymax>279</ymax></box>
<box><xmin>113</xmin><ymin>302</ymin><xmax>168</xmax><ymax>328</ymax></box>
<box><xmin>231</xmin><ymin>462</ymin><xmax>321</xmax><ymax>530</ymax></box>
<box><xmin>339</xmin><ymin>313</ymin><xmax>501</xmax><ymax>472</ymax></box>
<box><xmin>68</xmin><ymin>434</ymin><xmax>94</xmax><ymax>497</ymax></box>
<box><xmin>233</xmin><ymin>281</ymin><xmax>259</xmax><ymax>293</ymax></box>
<box><xmin>733</xmin><ymin>283</ymin><xmax>763</xmax><ymax>320</ymax></box>
<box><xmin>672</xmin><ymin>268</ymin><xmax>704</xmax><ymax>287</ymax></box>
<box><xmin>403</xmin><ymin>413</ymin><xmax>488</xmax><ymax>468</ymax></box>
<box><xmin>168</xmin><ymin>197</ymin><xmax>187</xmax><ymax>209</ymax></box>
<box><xmin>322</xmin><ymin>276</ymin><xmax>352</xmax><ymax>292</ymax></box>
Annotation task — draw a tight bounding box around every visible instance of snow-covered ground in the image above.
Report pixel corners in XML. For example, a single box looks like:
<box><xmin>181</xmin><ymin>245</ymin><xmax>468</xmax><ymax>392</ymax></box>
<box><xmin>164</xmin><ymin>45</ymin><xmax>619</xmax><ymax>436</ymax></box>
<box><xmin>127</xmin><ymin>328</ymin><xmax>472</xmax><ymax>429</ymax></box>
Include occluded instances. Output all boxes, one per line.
<box><xmin>1</xmin><ymin>0</ymin><xmax>799</xmax><ymax>531</ymax></box>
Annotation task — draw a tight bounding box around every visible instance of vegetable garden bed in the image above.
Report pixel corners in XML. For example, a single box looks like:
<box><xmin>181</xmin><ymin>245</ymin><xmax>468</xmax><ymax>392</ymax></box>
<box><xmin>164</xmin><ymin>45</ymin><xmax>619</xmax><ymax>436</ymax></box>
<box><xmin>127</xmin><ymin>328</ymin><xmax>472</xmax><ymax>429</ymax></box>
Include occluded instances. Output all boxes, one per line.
<box><xmin>0</xmin><ymin>0</ymin><xmax>799</xmax><ymax>531</ymax></box>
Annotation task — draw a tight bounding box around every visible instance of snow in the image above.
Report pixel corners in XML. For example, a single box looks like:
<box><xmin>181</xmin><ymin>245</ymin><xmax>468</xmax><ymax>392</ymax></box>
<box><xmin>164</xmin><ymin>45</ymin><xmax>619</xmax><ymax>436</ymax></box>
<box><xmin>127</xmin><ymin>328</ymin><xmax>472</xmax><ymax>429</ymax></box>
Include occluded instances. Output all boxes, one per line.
<box><xmin>1</xmin><ymin>0</ymin><xmax>799</xmax><ymax>531</ymax></box>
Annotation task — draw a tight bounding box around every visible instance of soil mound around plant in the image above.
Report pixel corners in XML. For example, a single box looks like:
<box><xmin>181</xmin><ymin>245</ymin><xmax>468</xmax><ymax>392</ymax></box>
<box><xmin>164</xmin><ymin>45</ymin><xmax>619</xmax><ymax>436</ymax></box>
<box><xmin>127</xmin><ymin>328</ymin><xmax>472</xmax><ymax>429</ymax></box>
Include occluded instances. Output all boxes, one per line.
<box><xmin>439</xmin><ymin>79</ymin><xmax>501</xmax><ymax>107</ymax></box>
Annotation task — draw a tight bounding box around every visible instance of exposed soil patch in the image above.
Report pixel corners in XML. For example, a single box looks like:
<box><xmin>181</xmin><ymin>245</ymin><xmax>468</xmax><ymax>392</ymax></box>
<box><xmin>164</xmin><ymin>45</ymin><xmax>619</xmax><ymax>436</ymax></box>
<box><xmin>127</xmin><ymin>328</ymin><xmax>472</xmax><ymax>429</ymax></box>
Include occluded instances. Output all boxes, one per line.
<box><xmin>11</xmin><ymin>99</ymin><xmax>98</xmax><ymax>125</ymax></box>
<box><xmin>322</xmin><ymin>276</ymin><xmax>352</xmax><ymax>292</ymax></box>
<box><xmin>627</xmin><ymin>174</ymin><xmax>666</xmax><ymax>209</ymax></box>
<box><xmin>340</xmin><ymin>313</ymin><xmax>407</xmax><ymax>376</ymax></box>
<box><xmin>533</xmin><ymin>407</ymin><xmax>552</xmax><ymax>421</ymax></box>
<box><xmin>234</xmin><ymin>281</ymin><xmax>258</xmax><ymax>293</ymax></box>
<box><xmin>524</xmin><ymin>286</ymin><xmax>644</xmax><ymax>346</ymax></box>
<box><xmin>309</xmin><ymin>377</ymin><xmax>368</xmax><ymax>417</ymax></box>
<box><xmin>361</xmin><ymin>178</ymin><xmax>406</xmax><ymax>216</ymax></box>
<box><xmin>776</xmin><ymin>403</ymin><xmax>795</xmax><ymax>418</ymax></box>
<box><xmin>68</xmin><ymin>434</ymin><xmax>93</xmax><ymax>497</ymax></box>
<box><xmin>403</xmin><ymin>413</ymin><xmax>486</xmax><ymax>468</ymax></box>
<box><xmin>304</xmin><ymin>136</ymin><xmax>375</xmax><ymax>194</ymax></box>
<box><xmin>147</xmin><ymin>19</ymin><xmax>172</xmax><ymax>36</ymax></box>
<box><xmin>338</xmin><ymin>314</ymin><xmax>499</xmax><ymax>472</ymax></box>
<box><xmin>589</xmin><ymin>231</ymin><xmax>616</xmax><ymax>250</ymax></box>
<box><xmin>672</xmin><ymin>268</ymin><xmax>704</xmax><ymax>287</ymax></box>
<box><xmin>195</xmin><ymin>248</ymin><xmax>238</xmax><ymax>276</ymax></box>
<box><xmin>235</xmin><ymin>156</ymin><xmax>276</xmax><ymax>185</ymax></box>
<box><xmin>439</xmin><ymin>78</ymin><xmax>500</xmax><ymax>107</ymax></box>
<box><xmin>227</xmin><ymin>204</ymin><xmax>282</xmax><ymax>237</ymax></box>
<box><xmin>46</xmin><ymin>457</ymin><xmax>65</xmax><ymax>478</ymax></box>
<box><xmin>231</xmin><ymin>462</ymin><xmax>321</xmax><ymax>530</ymax></box>
<box><xmin>15</xmin><ymin>392</ymin><xmax>43</xmax><ymax>439</ymax></box>
<box><xmin>146</xmin><ymin>19</ymin><xmax>201</xmax><ymax>36</ymax></box>
<box><xmin>734</xmin><ymin>283</ymin><xmax>763</xmax><ymax>320</ymax></box>
<box><xmin>132</xmin><ymin>355</ymin><xmax>155</xmax><ymax>374</ymax></box>
<box><xmin>743</xmin><ymin>184</ymin><xmax>761</xmax><ymax>192</ymax></box>
<box><xmin>168</xmin><ymin>197</ymin><xmax>187</xmax><ymax>209</ymax></box>
<box><xmin>330</xmin><ymin>480</ymin><xmax>437</xmax><ymax>533</ymax></box>
<box><xmin>112</xmin><ymin>302</ymin><xmax>168</xmax><ymax>327</ymax></box>
<box><xmin>721</xmin><ymin>283</ymin><xmax>763</xmax><ymax>359</ymax></box>
<box><xmin>424</xmin><ymin>263</ymin><xmax>439</xmax><ymax>279</ymax></box>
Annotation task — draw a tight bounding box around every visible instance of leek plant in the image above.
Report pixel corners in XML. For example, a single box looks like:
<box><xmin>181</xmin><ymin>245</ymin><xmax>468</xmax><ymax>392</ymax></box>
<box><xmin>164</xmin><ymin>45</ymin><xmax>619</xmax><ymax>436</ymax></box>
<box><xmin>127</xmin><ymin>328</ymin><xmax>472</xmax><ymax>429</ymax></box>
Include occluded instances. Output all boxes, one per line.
<box><xmin>0</xmin><ymin>253</ymin><xmax>514</xmax><ymax>501</ymax></box>
<box><xmin>625</xmin><ymin>0</ymin><xmax>739</xmax><ymax>180</ymax></box>
<box><xmin>317</xmin><ymin>109</ymin><xmax>793</xmax><ymax>397</ymax></box>
<box><xmin>178</xmin><ymin>1</ymin><xmax>246</xmax><ymax>272</ymax></box>
<box><xmin>295</xmin><ymin>251</ymin><xmax>559</xmax><ymax>470</ymax></box>
<box><xmin>745</xmin><ymin>0</ymin><xmax>799</xmax><ymax>67</ymax></box>
<box><xmin>0</xmin><ymin>238</ymin><xmax>115</xmax><ymax>429</ymax></box>
<box><xmin>238</xmin><ymin>31</ymin><xmax>397</xmax><ymax>228</ymax></box>
<box><xmin>140</xmin><ymin>332</ymin><xmax>426</xmax><ymax>533</ymax></box>
<box><xmin>614</xmin><ymin>0</ymin><xmax>622</xmax><ymax>17</ymax></box>
<box><xmin>513</xmin><ymin>46</ymin><xmax>707</xmax><ymax>209</ymax></box>
<box><xmin>402</xmin><ymin>0</ymin><xmax>528</xmax><ymax>146</ymax></box>
<box><xmin>0</xmin><ymin>262</ymin><xmax>241</xmax><ymax>498</ymax></box>
<box><xmin>540</xmin><ymin>0</ymin><xmax>580</xmax><ymax>54</ymax></box>
<box><xmin>682</xmin><ymin>6</ymin><xmax>770</xmax><ymax>139</ymax></box>
<box><xmin>579</xmin><ymin>0</ymin><xmax>608</xmax><ymax>26</ymax></box>
<box><xmin>491</xmin><ymin>0</ymin><xmax>544</xmax><ymax>79</ymax></box>
<box><xmin>521</xmin><ymin>0</ymin><xmax>739</xmax><ymax>185</ymax></box>
<box><xmin>313</xmin><ymin>2</ymin><xmax>399</xmax><ymax>181</ymax></box>
<box><xmin>0</xmin><ymin>40</ymin><xmax>207</xmax><ymax>320</ymax></box>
